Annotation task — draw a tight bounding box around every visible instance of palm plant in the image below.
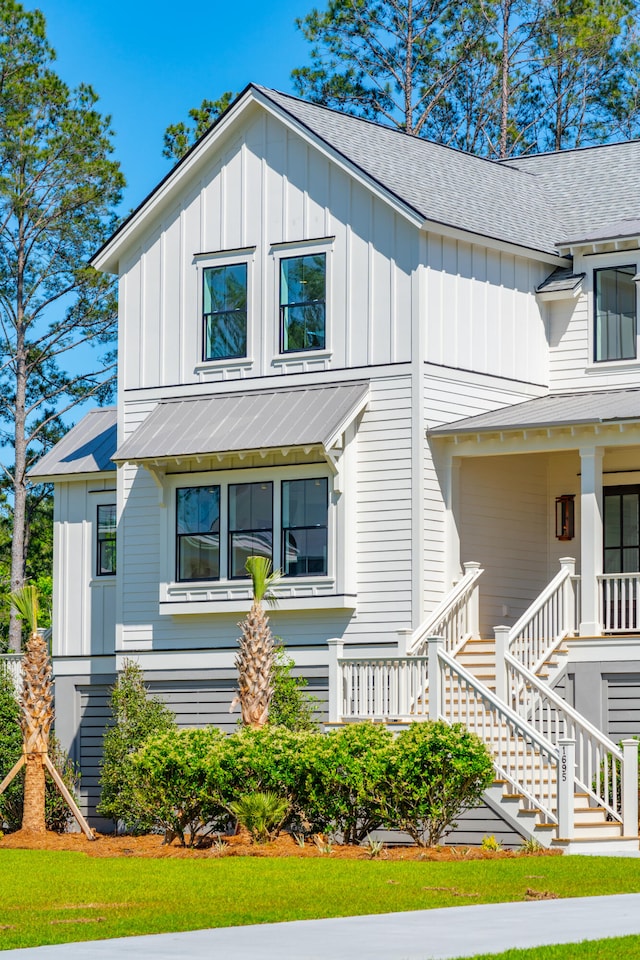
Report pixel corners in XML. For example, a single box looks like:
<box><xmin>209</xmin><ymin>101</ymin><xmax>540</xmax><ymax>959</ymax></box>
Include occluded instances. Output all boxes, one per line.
<box><xmin>12</xmin><ymin>586</ymin><xmax>51</xmax><ymax>833</ymax></box>
<box><xmin>235</xmin><ymin>556</ymin><xmax>281</xmax><ymax>728</ymax></box>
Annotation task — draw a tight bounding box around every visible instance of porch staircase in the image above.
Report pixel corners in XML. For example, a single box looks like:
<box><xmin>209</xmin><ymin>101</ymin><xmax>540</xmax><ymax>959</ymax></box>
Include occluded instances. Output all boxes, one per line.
<box><xmin>329</xmin><ymin>559</ymin><xmax>640</xmax><ymax>853</ymax></box>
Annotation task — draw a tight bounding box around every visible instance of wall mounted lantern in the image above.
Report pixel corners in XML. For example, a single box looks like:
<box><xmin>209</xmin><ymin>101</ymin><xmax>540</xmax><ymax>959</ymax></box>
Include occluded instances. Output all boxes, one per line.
<box><xmin>555</xmin><ymin>494</ymin><xmax>575</xmax><ymax>541</ymax></box>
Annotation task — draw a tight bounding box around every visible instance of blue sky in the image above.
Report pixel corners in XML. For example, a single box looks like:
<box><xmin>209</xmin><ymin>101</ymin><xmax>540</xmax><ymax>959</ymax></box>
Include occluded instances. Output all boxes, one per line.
<box><xmin>39</xmin><ymin>0</ymin><xmax>309</xmax><ymax>213</ymax></box>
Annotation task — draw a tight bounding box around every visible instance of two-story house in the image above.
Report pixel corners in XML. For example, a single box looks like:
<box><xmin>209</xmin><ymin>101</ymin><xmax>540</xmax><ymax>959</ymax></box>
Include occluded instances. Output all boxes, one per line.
<box><xmin>28</xmin><ymin>85</ymin><xmax>640</xmax><ymax>848</ymax></box>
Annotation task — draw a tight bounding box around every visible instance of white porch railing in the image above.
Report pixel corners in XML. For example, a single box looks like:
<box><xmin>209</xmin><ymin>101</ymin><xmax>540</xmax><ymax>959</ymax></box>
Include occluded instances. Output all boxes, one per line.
<box><xmin>0</xmin><ymin>654</ymin><xmax>22</xmax><ymax>691</ymax></box>
<box><xmin>504</xmin><ymin>651</ymin><xmax>635</xmax><ymax>827</ymax></box>
<box><xmin>507</xmin><ymin>558</ymin><xmax>578</xmax><ymax>673</ymax></box>
<box><xmin>599</xmin><ymin>574</ymin><xmax>640</xmax><ymax>633</ymax></box>
<box><xmin>338</xmin><ymin>655</ymin><xmax>429</xmax><ymax>719</ymax></box>
<box><xmin>407</xmin><ymin>561</ymin><xmax>483</xmax><ymax>656</ymax></box>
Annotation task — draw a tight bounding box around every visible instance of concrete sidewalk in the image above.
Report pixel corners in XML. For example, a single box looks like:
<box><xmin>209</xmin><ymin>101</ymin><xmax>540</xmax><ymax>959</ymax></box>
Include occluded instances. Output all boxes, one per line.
<box><xmin>5</xmin><ymin>893</ymin><xmax>640</xmax><ymax>960</ymax></box>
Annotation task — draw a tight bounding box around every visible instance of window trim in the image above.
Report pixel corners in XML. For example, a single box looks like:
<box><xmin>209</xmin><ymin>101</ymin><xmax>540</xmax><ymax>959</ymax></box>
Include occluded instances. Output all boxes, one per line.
<box><xmin>96</xmin><ymin>503</ymin><xmax>117</xmax><ymax>578</ymax></box>
<box><xmin>194</xmin><ymin>247</ymin><xmax>255</xmax><ymax>369</ymax></box>
<box><xmin>593</xmin><ymin>263</ymin><xmax>638</xmax><ymax>363</ymax></box>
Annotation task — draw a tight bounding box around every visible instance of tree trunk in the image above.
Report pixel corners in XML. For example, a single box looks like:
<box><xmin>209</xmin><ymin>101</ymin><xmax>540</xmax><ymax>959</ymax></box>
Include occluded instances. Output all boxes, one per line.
<box><xmin>22</xmin><ymin>753</ymin><xmax>46</xmax><ymax>833</ymax></box>
<box><xmin>404</xmin><ymin>0</ymin><xmax>414</xmax><ymax>135</ymax></box>
<box><xmin>499</xmin><ymin>0</ymin><xmax>513</xmax><ymax>159</ymax></box>
<box><xmin>9</xmin><ymin>218</ymin><xmax>27</xmax><ymax>654</ymax></box>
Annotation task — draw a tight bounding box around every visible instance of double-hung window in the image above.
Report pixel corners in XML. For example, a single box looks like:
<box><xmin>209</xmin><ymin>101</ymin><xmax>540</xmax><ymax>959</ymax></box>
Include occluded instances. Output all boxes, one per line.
<box><xmin>203</xmin><ymin>263</ymin><xmax>247</xmax><ymax>361</ymax></box>
<box><xmin>96</xmin><ymin>505</ymin><xmax>116</xmax><ymax>577</ymax></box>
<box><xmin>594</xmin><ymin>265</ymin><xmax>637</xmax><ymax>362</ymax></box>
<box><xmin>282</xmin><ymin>478</ymin><xmax>328</xmax><ymax>576</ymax></box>
<box><xmin>280</xmin><ymin>253</ymin><xmax>326</xmax><ymax>352</ymax></box>
<box><xmin>228</xmin><ymin>482</ymin><xmax>273</xmax><ymax>579</ymax></box>
<box><xmin>176</xmin><ymin>485</ymin><xmax>220</xmax><ymax>581</ymax></box>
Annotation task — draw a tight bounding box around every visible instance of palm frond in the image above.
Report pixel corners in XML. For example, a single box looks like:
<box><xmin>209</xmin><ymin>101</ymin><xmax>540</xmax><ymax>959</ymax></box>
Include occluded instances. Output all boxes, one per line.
<box><xmin>245</xmin><ymin>556</ymin><xmax>282</xmax><ymax>607</ymax></box>
<box><xmin>10</xmin><ymin>584</ymin><xmax>39</xmax><ymax>635</ymax></box>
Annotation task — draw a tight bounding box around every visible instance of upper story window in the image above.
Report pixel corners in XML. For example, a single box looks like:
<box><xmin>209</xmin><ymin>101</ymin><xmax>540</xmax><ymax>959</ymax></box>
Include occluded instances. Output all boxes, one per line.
<box><xmin>176</xmin><ymin>485</ymin><xmax>220</xmax><ymax>581</ymax></box>
<box><xmin>594</xmin><ymin>265</ymin><xmax>637</xmax><ymax>362</ymax></box>
<box><xmin>96</xmin><ymin>504</ymin><xmax>116</xmax><ymax>577</ymax></box>
<box><xmin>203</xmin><ymin>263</ymin><xmax>247</xmax><ymax>361</ymax></box>
<box><xmin>280</xmin><ymin>253</ymin><xmax>326</xmax><ymax>353</ymax></box>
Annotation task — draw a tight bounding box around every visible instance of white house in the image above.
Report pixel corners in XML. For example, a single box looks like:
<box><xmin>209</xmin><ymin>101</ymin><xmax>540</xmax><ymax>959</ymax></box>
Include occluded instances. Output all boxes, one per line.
<box><xmin>28</xmin><ymin>85</ymin><xmax>640</xmax><ymax>848</ymax></box>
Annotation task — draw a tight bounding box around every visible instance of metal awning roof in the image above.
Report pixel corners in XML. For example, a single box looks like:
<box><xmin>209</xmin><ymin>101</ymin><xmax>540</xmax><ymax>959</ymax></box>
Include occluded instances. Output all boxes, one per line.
<box><xmin>428</xmin><ymin>389</ymin><xmax>640</xmax><ymax>437</ymax></box>
<box><xmin>28</xmin><ymin>408</ymin><xmax>117</xmax><ymax>480</ymax></box>
<box><xmin>115</xmin><ymin>381</ymin><xmax>369</xmax><ymax>462</ymax></box>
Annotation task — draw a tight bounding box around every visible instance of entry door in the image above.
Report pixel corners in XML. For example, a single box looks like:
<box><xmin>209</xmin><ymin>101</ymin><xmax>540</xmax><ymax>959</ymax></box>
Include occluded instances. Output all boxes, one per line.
<box><xmin>604</xmin><ymin>486</ymin><xmax>640</xmax><ymax>573</ymax></box>
<box><xmin>603</xmin><ymin>486</ymin><xmax>640</xmax><ymax>630</ymax></box>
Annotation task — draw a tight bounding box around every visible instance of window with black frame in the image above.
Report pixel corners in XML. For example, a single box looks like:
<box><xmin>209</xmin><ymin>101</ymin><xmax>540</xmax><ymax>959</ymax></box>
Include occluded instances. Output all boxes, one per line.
<box><xmin>176</xmin><ymin>485</ymin><xmax>220</xmax><ymax>581</ymax></box>
<box><xmin>96</xmin><ymin>504</ymin><xmax>116</xmax><ymax>576</ymax></box>
<box><xmin>203</xmin><ymin>263</ymin><xmax>247</xmax><ymax>360</ymax></box>
<box><xmin>280</xmin><ymin>253</ymin><xmax>325</xmax><ymax>352</ymax></box>
<box><xmin>594</xmin><ymin>265</ymin><xmax>637</xmax><ymax>362</ymax></box>
<box><xmin>228</xmin><ymin>482</ymin><xmax>273</xmax><ymax>578</ymax></box>
<box><xmin>282</xmin><ymin>478</ymin><xmax>328</xmax><ymax>576</ymax></box>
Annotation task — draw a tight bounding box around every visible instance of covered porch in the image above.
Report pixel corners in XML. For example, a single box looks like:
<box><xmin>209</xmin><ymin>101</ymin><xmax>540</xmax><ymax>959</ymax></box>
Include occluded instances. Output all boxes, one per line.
<box><xmin>429</xmin><ymin>388</ymin><xmax>640</xmax><ymax>639</ymax></box>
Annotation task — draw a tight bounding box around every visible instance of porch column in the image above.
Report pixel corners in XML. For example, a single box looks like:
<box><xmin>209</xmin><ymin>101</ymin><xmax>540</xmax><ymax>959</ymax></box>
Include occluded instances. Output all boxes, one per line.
<box><xmin>579</xmin><ymin>446</ymin><xmax>604</xmax><ymax>636</ymax></box>
<box><xmin>443</xmin><ymin>453</ymin><xmax>462</xmax><ymax>591</ymax></box>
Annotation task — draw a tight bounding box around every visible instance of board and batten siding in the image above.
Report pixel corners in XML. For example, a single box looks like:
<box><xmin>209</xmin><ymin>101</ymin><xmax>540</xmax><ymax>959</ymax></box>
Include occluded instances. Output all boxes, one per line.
<box><xmin>118</xmin><ymin>106</ymin><xmax>418</xmax><ymax>391</ymax></box>
<box><xmin>423</xmin><ymin>234</ymin><xmax>550</xmax><ymax>385</ymax></box>
<box><xmin>422</xmin><ymin>368</ymin><xmax>546</xmax><ymax>621</ymax></box>
<box><xmin>116</xmin><ymin>373</ymin><xmax>413</xmax><ymax>653</ymax></box>
<box><xmin>52</xmin><ymin>479</ymin><xmax>116</xmax><ymax>658</ymax></box>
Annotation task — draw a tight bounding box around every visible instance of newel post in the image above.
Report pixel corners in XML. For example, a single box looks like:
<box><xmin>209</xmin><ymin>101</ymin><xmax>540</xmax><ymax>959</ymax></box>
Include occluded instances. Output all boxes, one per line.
<box><xmin>427</xmin><ymin>636</ymin><xmax>444</xmax><ymax>721</ymax></box>
<box><xmin>493</xmin><ymin>626</ymin><xmax>510</xmax><ymax>703</ymax></box>
<box><xmin>557</xmin><ymin>738</ymin><xmax>575</xmax><ymax>839</ymax></box>
<box><xmin>327</xmin><ymin>638</ymin><xmax>344</xmax><ymax>724</ymax></box>
<box><xmin>560</xmin><ymin>557</ymin><xmax>576</xmax><ymax>636</ymax></box>
<box><xmin>463</xmin><ymin>561</ymin><xmax>481</xmax><ymax>638</ymax></box>
<box><xmin>622</xmin><ymin>739</ymin><xmax>639</xmax><ymax>837</ymax></box>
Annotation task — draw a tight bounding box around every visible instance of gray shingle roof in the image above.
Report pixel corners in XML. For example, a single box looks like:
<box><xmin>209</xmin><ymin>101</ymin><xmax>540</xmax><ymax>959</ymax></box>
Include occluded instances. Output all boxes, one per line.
<box><xmin>429</xmin><ymin>389</ymin><xmax>640</xmax><ymax>435</ymax></box>
<box><xmin>115</xmin><ymin>382</ymin><xmax>369</xmax><ymax>462</ymax></box>
<box><xmin>503</xmin><ymin>142</ymin><xmax>640</xmax><ymax>250</ymax></box>
<box><xmin>258</xmin><ymin>87</ymin><xmax>561</xmax><ymax>255</ymax></box>
<box><xmin>28</xmin><ymin>408</ymin><xmax>117</xmax><ymax>479</ymax></box>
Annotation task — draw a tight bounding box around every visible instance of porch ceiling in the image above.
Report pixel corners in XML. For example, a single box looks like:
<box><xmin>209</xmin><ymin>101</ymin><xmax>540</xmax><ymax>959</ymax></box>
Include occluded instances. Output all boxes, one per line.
<box><xmin>114</xmin><ymin>381</ymin><xmax>369</xmax><ymax>464</ymax></box>
<box><xmin>429</xmin><ymin>388</ymin><xmax>640</xmax><ymax>439</ymax></box>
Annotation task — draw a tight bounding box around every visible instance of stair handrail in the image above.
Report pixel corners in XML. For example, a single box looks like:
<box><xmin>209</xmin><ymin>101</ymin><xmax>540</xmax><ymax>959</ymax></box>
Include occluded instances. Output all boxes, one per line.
<box><xmin>408</xmin><ymin>562</ymin><xmax>483</xmax><ymax>656</ymax></box>
<box><xmin>504</xmin><ymin>650</ymin><xmax>624</xmax><ymax>822</ymax></box>
<box><xmin>508</xmin><ymin>558</ymin><xmax>577</xmax><ymax>674</ymax></box>
<box><xmin>434</xmin><ymin>644</ymin><xmax>559</xmax><ymax>823</ymax></box>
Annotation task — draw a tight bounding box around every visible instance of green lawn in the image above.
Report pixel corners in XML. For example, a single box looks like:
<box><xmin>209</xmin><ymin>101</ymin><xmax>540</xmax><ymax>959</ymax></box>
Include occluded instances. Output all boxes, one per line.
<box><xmin>462</xmin><ymin>935</ymin><xmax>640</xmax><ymax>959</ymax></box>
<box><xmin>2</xmin><ymin>852</ymin><xmax>640</xmax><ymax>951</ymax></box>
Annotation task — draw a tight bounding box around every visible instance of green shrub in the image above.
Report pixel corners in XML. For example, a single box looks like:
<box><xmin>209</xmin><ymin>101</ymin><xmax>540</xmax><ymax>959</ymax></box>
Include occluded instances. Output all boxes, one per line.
<box><xmin>130</xmin><ymin>727</ymin><xmax>229</xmax><ymax>846</ymax></box>
<box><xmin>0</xmin><ymin>664</ymin><xmax>22</xmax><ymax>829</ymax></box>
<box><xmin>222</xmin><ymin>726</ymin><xmax>311</xmax><ymax>827</ymax></box>
<box><xmin>385</xmin><ymin>721</ymin><xmax>494</xmax><ymax>846</ymax></box>
<box><xmin>229</xmin><ymin>792</ymin><xmax>290</xmax><ymax>843</ymax></box>
<box><xmin>268</xmin><ymin>646</ymin><xmax>319</xmax><ymax>731</ymax></box>
<box><xmin>296</xmin><ymin>722</ymin><xmax>393</xmax><ymax>843</ymax></box>
<box><xmin>97</xmin><ymin>660</ymin><xmax>176</xmax><ymax>831</ymax></box>
<box><xmin>0</xmin><ymin>664</ymin><xmax>79</xmax><ymax>833</ymax></box>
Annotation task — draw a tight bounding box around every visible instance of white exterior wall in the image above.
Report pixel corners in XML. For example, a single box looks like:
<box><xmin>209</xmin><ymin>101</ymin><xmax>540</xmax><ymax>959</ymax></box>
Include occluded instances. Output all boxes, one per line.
<box><xmin>52</xmin><ymin>478</ymin><xmax>116</xmax><ymax>657</ymax></box>
<box><xmin>424</xmin><ymin>234</ymin><xmax>550</xmax><ymax>385</ymax></box>
<box><xmin>423</xmin><ymin>367</ymin><xmax>546</xmax><ymax>617</ymax></box>
<box><xmin>549</xmin><ymin>249</ymin><xmax>640</xmax><ymax>391</ymax></box>
<box><xmin>118</xmin><ymin>106</ymin><xmax>418</xmax><ymax>392</ymax></box>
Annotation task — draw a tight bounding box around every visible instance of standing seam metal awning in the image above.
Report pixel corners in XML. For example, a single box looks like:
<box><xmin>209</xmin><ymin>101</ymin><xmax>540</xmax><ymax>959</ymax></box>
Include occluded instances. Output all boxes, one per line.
<box><xmin>114</xmin><ymin>381</ymin><xmax>369</xmax><ymax>462</ymax></box>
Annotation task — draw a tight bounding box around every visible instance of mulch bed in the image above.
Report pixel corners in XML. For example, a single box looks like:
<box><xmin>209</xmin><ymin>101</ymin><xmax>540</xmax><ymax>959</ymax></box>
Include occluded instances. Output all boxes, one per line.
<box><xmin>0</xmin><ymin>829</ymin><xmax>562</xmax><ymax>861</ymax></box>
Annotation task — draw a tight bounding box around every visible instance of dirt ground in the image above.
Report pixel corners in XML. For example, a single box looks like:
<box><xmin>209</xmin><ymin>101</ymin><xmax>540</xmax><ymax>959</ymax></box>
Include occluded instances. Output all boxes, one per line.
<box><xmin>0</xmin><ymin>829</ymin><xmax>562</xmax><ymax>861</ymax></box>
